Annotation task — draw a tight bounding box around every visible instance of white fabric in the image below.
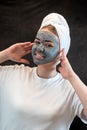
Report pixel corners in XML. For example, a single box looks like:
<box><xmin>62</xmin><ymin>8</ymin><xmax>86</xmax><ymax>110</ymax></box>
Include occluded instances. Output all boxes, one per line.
<box><xmin>0</xmin><ymin>64</ymin><xmax>86</xmax><ymax>130</ymax></box>
<box><xmin>40</xmin><ymin>13</ymin><xmax>71</xmax><ymax>55</ymax></box>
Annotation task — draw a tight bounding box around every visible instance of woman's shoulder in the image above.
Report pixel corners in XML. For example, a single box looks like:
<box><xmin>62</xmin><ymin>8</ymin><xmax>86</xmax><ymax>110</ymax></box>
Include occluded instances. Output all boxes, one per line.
<box><xmin>0</xmin><ymin>64</ymin><xmax>37</xmax><ymax>82</ymax></box>
<box><xmin>0</xmin><ymin>64</ymin><xmax>37</xmax><ymax>75</ymax></box>
<box><xmin>0</xmin><ymin>64</ymin><xmax>34</xmax><ymax>70</ymax></box>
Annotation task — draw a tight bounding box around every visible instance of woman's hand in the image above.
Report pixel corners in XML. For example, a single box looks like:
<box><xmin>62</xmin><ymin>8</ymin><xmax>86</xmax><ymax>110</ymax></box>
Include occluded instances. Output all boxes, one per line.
<box><xmin>58</xmin><ymin>49</ymin><xmax>75</xmax><ymax>79</ymax></box>
<box><xmin>6</xmin><ymin>42</ymin><xmax>33</xmax><ymax>64</ymax></box>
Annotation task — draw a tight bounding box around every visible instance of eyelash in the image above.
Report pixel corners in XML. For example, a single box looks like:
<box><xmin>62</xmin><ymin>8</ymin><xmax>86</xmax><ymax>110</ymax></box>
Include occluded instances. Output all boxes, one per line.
<box><xmin>34</xmin><ymin>41</ymin><xmax>53</xmax><ymax>48</ymax></box>
<box><xmin>34</xmin><ymin>41</ymin><xmax>40</xmax><ymax>44</ymax></box>
<box><xmin>44</xmin><ymin>44</ymin><xmax>53</xmax><ymax>47</ymax></box>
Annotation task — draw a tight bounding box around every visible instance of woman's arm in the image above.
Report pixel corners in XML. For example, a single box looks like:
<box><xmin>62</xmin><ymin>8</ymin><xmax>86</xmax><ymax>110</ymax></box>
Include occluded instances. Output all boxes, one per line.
<box><xmin>58</xmin><ymin>49</ymin><xmax>87</xmax><ymax>118</ymax></box>
<box><xmin>0</xmin><ymin>49</ymin><xmax>9</xmax><ymax>63</ymax></box>
<box><xmin>69</xmin><ymin>71</ymin><xmax>87</xmax><ymax>118</ymax></box>
<box><xmin>0</xmin><ymin>42</ymin><xmax>33</xmax><ymax>64</ymax></box>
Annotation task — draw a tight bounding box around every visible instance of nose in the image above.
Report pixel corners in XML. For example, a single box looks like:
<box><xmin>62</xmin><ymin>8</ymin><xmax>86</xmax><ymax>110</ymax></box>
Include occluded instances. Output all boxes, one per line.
<box><xmin>37</xmin><ymin>44</ymin><xmax>45</xmax><ymax>53</ymax></box>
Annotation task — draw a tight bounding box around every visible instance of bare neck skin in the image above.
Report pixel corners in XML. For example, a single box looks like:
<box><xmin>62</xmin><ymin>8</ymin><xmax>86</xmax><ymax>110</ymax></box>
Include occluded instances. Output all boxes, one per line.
<box><xmin>37</xmin><ymin>61</ymin><xmax>58</xmax><ymax>78</ymax></box>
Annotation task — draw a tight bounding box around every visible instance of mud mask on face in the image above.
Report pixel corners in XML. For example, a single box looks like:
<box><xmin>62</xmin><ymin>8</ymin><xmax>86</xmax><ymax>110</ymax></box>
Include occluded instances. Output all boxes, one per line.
<box><xmin>32</xmin><ymin>30</ymin><xmax>59</xmax><ymax>65</ymax></box>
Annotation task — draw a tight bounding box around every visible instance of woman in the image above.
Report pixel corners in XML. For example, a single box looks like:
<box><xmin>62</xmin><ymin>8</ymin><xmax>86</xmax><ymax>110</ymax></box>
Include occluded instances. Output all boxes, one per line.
<box><xmin>0</xmin><ymin>13</ymin><xmax>87</xmax><ymax>130</ymax></box>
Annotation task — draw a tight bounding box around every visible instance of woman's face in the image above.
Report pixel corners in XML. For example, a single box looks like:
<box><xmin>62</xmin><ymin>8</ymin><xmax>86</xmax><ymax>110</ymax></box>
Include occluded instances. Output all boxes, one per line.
<box><xmin>32</xmin><ymin>30</ymin><xmax>59</xmax><ymax>65</ymax></box>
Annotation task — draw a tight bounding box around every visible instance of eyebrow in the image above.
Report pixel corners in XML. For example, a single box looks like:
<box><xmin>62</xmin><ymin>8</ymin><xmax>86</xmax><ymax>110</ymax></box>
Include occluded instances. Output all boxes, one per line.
<box><xmin>35</xmin><ymin>38</ymin><xmax>52</xmax><ymax>42</ymax></box>
<box><xmin>45</xmin><ymin>40</ymin><xmax>52</xmax><ymax>42</ymax></box>
<box><xmin>35</xmin><ymin>37</ymin><xmax>40</xmax><ymax>40</ymax></box>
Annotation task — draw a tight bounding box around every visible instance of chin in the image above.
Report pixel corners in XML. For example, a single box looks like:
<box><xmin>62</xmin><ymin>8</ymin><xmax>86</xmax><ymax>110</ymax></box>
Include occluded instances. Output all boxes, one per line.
<box><xmin>33</xmin><ymin>60</ymin><xmax>54</xmax><ymax>66</ymax></box>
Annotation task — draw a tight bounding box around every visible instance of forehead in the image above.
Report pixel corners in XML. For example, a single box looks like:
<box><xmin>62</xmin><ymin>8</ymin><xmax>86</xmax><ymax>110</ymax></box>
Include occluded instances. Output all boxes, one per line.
<box><xmin>36</xmin><ymin>30</ymin><xmax>58</xmax><ymax>41</ymax></box>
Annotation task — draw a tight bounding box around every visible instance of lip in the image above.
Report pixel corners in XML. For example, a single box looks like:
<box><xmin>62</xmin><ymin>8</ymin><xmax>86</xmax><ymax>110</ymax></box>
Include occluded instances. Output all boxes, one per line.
<box><xmin>34</xmin><ymin>51</ymin><xmax>46</xmax><ymax>60</ymax></box>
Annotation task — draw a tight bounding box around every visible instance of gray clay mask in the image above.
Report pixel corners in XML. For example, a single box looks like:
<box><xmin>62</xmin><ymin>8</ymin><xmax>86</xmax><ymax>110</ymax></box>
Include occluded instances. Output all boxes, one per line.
<box><xmin>32</xmin><ymin>30</ymin><xmax>59</xmax><ymax>65</ymax></box>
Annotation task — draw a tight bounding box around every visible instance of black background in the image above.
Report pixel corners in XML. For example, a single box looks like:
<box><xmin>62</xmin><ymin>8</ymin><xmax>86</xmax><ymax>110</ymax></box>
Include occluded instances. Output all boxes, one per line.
<box><xmin>0</xmin><ymin>0</ymin><xmax>87</xmax><ymax>129</ymax></box>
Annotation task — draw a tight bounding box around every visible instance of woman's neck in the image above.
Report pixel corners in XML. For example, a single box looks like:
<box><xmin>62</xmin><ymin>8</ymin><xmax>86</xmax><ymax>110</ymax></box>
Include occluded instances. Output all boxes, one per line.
<box><xmin>37</xmin><ymin>63</ymin><xmax>57</xmax><ymax>78</ymax></box>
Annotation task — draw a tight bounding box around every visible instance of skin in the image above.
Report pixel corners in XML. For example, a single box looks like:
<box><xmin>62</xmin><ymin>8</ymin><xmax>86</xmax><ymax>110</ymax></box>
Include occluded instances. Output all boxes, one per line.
<box><xmin>0</xmin><ymin>30</ymin><xmax>87</xmax><ymax>119</ymax></box>
<box><xmin>32</xmin><ymin>30</ymin><xmax>60</xmax><ymax>65</ymax></box>
<box><xmin>0</xmin><ymin>42</ymin><xmax>33</xmax><ymax>64</ymax></box>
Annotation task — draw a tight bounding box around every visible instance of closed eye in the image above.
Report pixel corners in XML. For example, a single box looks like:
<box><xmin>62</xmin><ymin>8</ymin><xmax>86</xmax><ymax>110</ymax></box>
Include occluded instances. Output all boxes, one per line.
<box><xmin>34</xmin><ymin>39</ymin><xmax>40</xmax><ymax>44</ymax></box>
<box><xmin>44</xmin><ymin>44</ymin><xmax>53</xmax><ymax>47</ymax></box>
<box><xmin>34</xmin><ymin>38</ymin><xmax>54</xmax><ymax>48</ymax></box>
<box><xmin>35</xmin><ymin>41</ymin><xmax>40</xmax><ymax>44</ymax></box>
<box><xmin>44</xmin><ymin>41</ymin><xmax>54</xmax><ymax>48</ymax></box>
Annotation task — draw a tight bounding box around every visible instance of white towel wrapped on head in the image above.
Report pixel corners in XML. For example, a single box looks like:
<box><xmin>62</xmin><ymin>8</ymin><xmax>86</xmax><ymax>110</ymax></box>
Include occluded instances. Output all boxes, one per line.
<box><xmin>40</xmin><ymin>13</ymin><xmax>71</xmax><ymax>55</ymax></box>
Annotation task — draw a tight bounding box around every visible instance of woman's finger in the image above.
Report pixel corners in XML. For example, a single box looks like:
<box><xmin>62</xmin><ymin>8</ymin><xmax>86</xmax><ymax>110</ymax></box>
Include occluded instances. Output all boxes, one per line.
<box><xmin>62</xmin><ymin>49</ymin><xmax>67</xmax><ymax>60</ymax></box>
<box><xmin>23</xmin><ymin>43</ymin><xmax>33</xmax><ymax>50</ymax></box>
<box><xmin>19</xmin><ymin>58</ymin><xmax>30</xmax><ymax>64</ymax></box>
<box><xmin>25</xmin><ymin>49</ymin><xmax>32</xmax><ymax>54</ymax></box>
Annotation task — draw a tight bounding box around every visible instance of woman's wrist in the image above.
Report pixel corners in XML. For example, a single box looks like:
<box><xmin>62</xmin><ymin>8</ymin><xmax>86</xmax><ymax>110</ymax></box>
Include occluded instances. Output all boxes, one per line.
<box><xmin>0</xmin><ymin>49</ymin><xmax>10</xmax><ymax>63</ymax></box>
<box><xmin>68</xmin><ymin>71</ymin><xmax>81</xmax><ymax>89</ymax></box>
<box><xmin>68</xmin><ymin>70</ymin><xmax>77</xmax><ymax>82</ymax></box>
<box><xmin>5</xmin><ymin>48</ymin><xmax>12</xmax><ymax>60</ymax></box>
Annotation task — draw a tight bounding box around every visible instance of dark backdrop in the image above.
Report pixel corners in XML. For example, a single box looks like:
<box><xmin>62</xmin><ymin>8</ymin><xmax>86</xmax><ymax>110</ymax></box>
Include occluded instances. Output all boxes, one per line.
<box><xmin>0</xmin><ymin>0</ymin><xmax>87</xmax><ymax>129</ymax></box>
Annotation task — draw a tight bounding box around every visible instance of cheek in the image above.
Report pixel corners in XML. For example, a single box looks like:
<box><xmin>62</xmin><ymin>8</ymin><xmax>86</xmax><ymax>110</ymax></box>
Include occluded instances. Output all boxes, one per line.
<box><xmin>32</xmin><ymin>45</ymin><xmax>37</xmax><ymax>53</ymax></box>
<box><xmin>45</xmin><ymin>47</ymin><xmax>58</xmax><ymax>58</ymax></box>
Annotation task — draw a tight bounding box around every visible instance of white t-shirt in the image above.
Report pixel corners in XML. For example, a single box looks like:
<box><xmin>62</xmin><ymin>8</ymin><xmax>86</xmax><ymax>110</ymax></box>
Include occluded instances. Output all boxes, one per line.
<box><xmin>0</xmin><ymin>64</ymin><xmax>86</xmax><ymax>130</ymax></box>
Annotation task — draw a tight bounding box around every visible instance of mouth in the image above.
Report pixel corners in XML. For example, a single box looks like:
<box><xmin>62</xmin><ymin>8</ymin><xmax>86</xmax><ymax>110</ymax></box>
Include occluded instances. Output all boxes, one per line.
<box><xmin>34</xmin><ymin>51</ymin><xmax>46</xmax><ymax>60</ymax></box>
